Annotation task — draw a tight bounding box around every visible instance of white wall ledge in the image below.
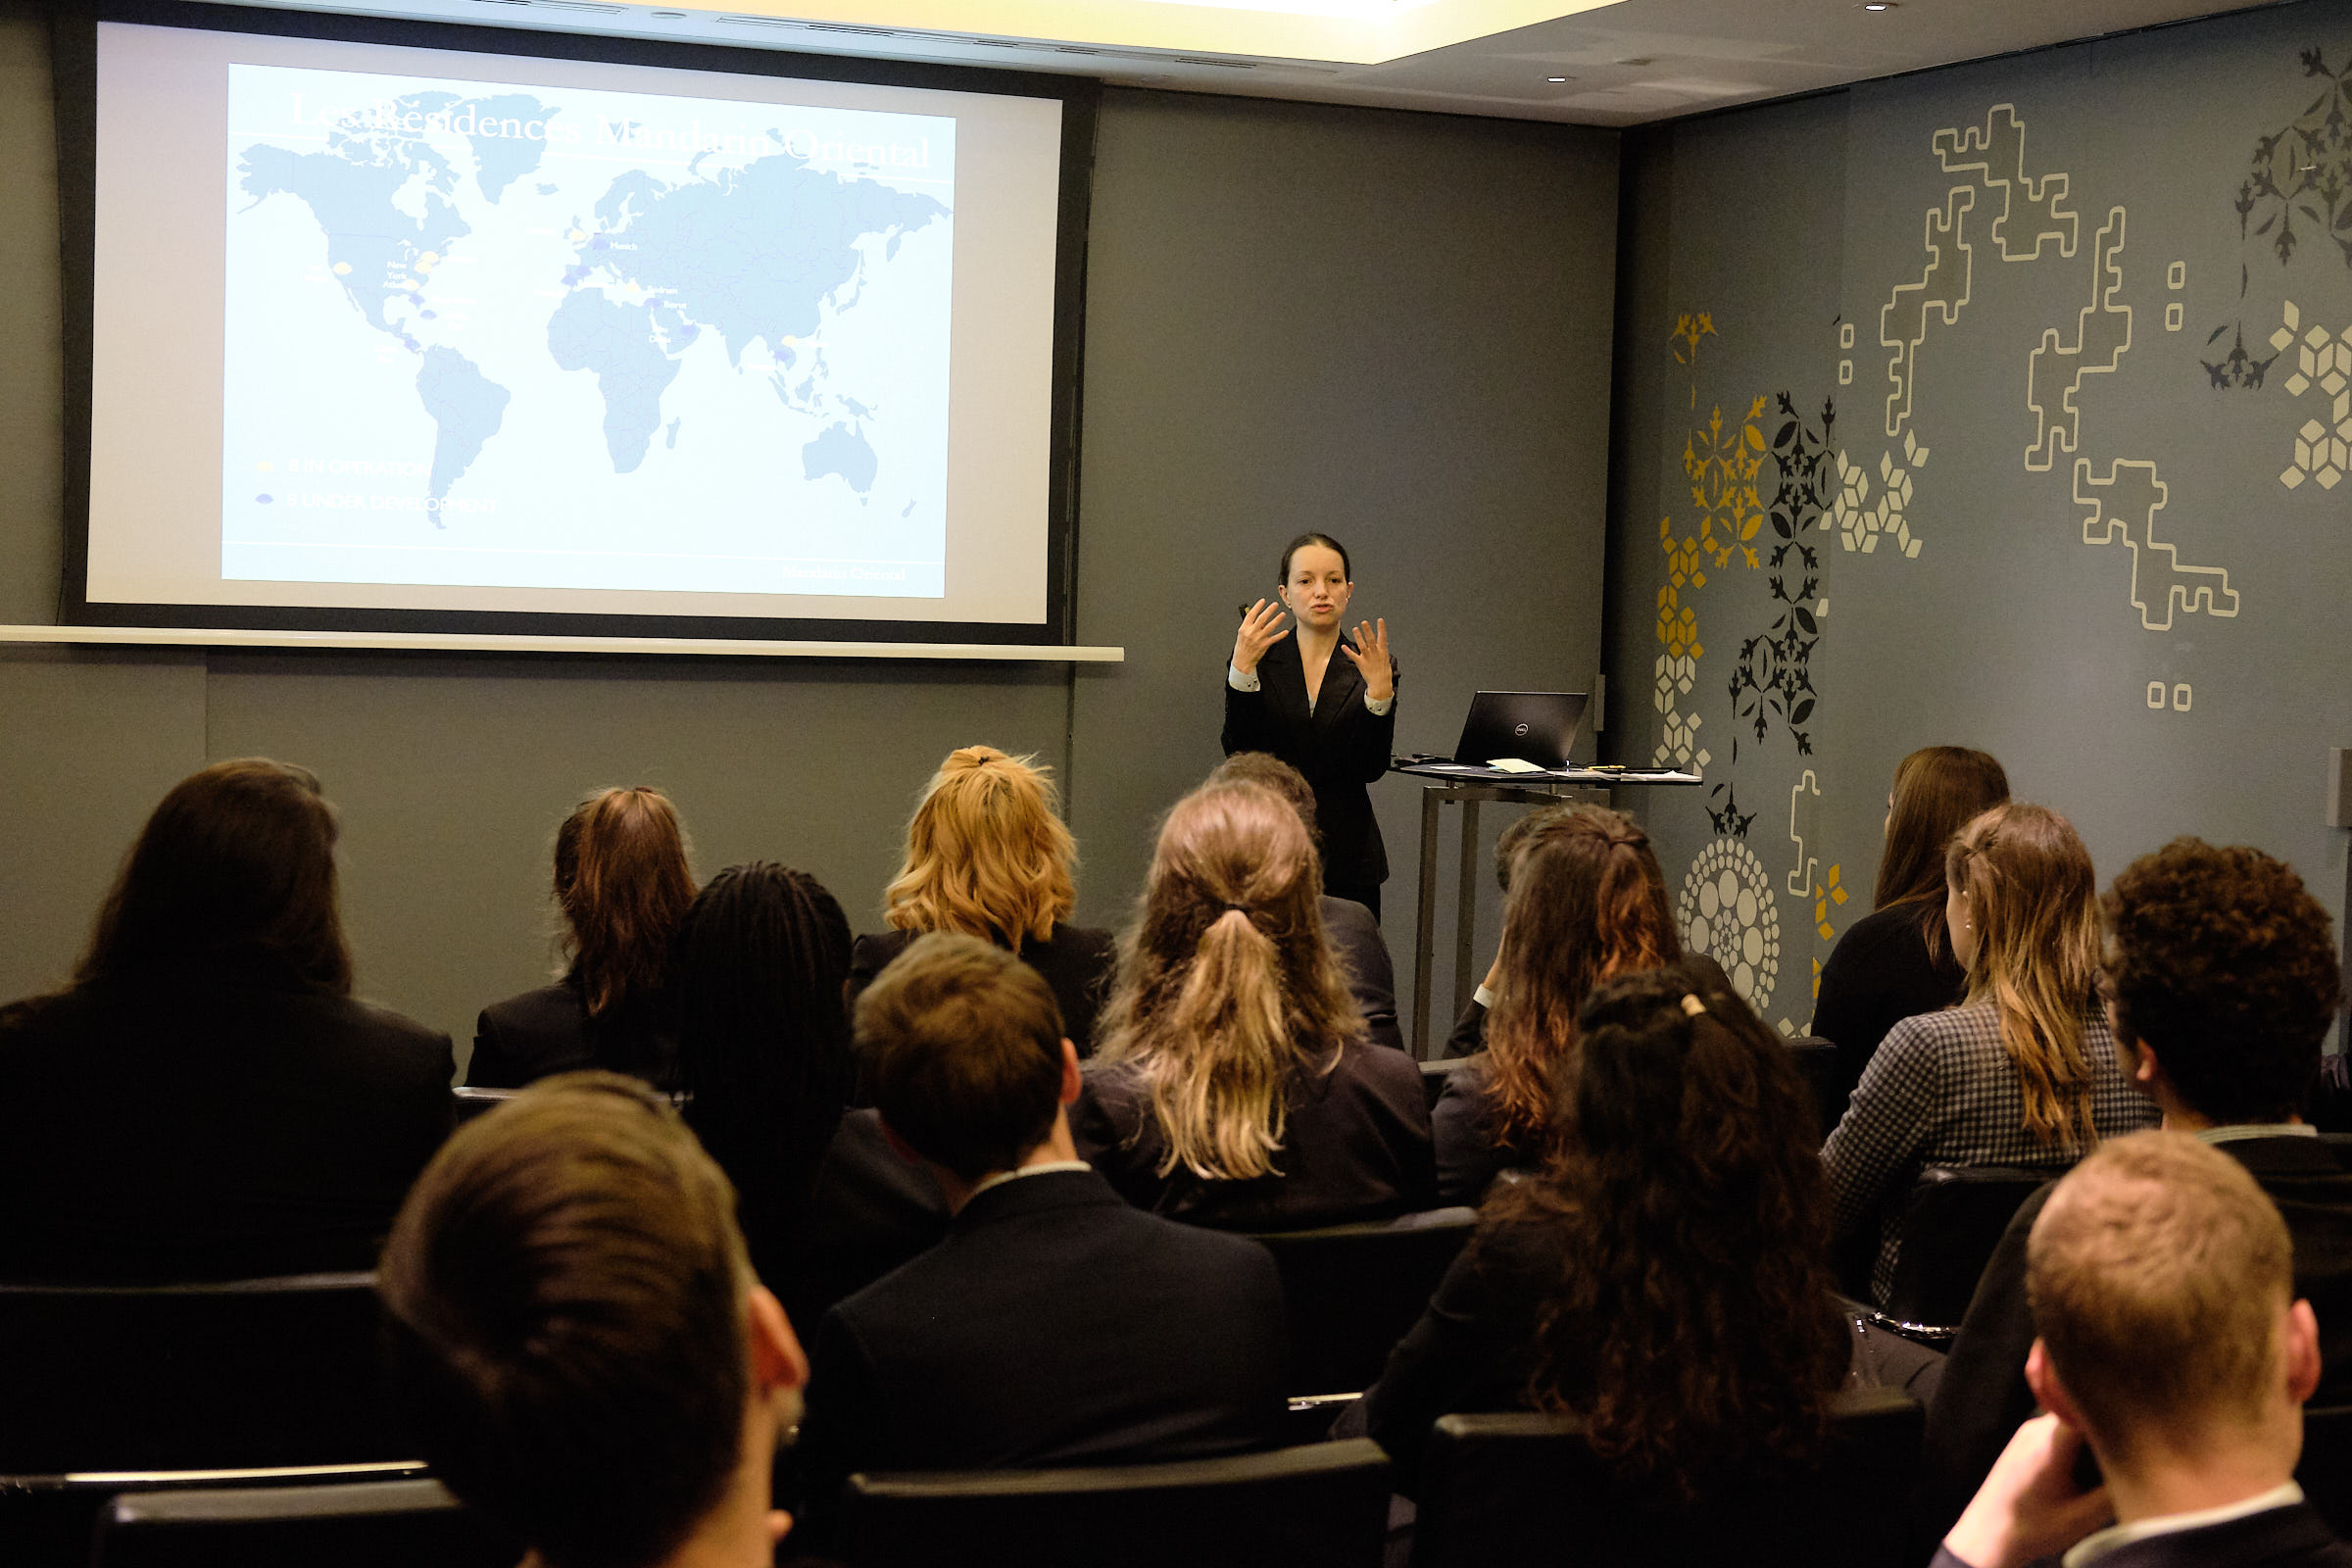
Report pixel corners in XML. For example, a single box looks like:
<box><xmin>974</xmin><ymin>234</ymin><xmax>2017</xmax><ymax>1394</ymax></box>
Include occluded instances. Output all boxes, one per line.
<box><xmin>0</xmin><ymin>625</ymin><xmax>1124</xmax><ymax>662</ymax></box>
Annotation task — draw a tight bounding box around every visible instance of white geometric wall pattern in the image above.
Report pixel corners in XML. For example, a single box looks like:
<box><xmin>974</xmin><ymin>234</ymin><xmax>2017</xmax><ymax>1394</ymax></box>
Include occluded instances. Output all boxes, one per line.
<box><xmin>2026</xmin><ymin>207</ymin><xmax>2132</xmax><ymax>472</ymax></box>
<box><xmin>1932</xmin><ymin>104</ymin><xmax>2081</xmax><ymax>263</ymax></box>
<box><xmin>1679</xmin><ymin>838</ymin><xmax>1781</xmax><ymax>1012</ymax></box>
<box><xmin>2273</xmin><ymin>301</ymin><xmax>2352</xmax><ymax>490</ymax></box>
<box><xmin>1834</xmin><ymin>432</ymin><xmax>1929</xmax><ymax>556</ymax></box>
<box><xmin>1880</xmin><ymin>186</ymin><xmax>1976</xmax><ymax>438</ymax></box>
<box><xmin>2073</xmin><ymin>458</ymin><xmax>2242</xmax><ymax>631</ymax></box>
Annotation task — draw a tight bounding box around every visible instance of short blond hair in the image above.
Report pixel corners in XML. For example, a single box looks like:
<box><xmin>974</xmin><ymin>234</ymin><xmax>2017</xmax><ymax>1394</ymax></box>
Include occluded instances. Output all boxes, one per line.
<box><xmin>2027</xmin><ymin>1131</ymin><xmax>2292</xmax><ymax>1459</ymax></box>
<box><xmin>884</xmin><ymin>747</ymin><xmax>1077</xmax><ymax>953</ymax></box>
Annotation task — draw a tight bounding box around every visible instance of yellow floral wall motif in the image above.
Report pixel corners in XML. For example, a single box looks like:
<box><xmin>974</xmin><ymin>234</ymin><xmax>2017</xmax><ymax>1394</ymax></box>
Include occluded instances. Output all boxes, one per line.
<box><xmin>1682</xmin><ymin>398</ymin><xmax>1769</xmax><ymax>570</ymax></box>
<box><xmin>1659</xmin><ymin>515</ymin><xmax>1707</xmax><ymax>589</ymax></box>
<box><xmin>1656</xmin><ymin>585</ymin><xmax>1701</xmax><ymax>660</ymax></box>
<box><xmin>1672</xmin><ymin>312</ymin><xmax>1716</xmax><ymax>408</ymax></box>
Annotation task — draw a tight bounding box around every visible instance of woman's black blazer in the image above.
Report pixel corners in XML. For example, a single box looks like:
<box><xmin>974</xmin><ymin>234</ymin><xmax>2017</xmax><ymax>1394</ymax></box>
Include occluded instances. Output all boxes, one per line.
<box><xmin>1220</xmin><ymin>636</ymin><xmax>1398</xmax><ymax>891</ymax></box>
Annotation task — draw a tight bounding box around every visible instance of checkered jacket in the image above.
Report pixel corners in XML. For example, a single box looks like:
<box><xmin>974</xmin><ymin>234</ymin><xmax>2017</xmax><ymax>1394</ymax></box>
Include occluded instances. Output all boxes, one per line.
<box><xmin>1821</xmin><ymin>1000</ymin><xmax>2159</xmax><ymax>1302</ymax></box>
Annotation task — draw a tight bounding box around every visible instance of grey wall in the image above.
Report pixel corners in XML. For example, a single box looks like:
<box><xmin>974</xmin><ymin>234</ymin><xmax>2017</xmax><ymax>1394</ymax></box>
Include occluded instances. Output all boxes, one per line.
<box><xmin>0</xmin><ymin>23</ymin><xmax>1622</xmax><ymax>1064</ymax></box>
<box><xmin>1604</xmin><ymin>0</ymin><xmax>2352</xmax><ymax>1034</ymax></box>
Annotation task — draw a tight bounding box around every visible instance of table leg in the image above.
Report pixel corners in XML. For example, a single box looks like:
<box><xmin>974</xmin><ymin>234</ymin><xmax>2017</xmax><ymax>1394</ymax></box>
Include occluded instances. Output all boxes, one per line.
<box><xmin>1412</xmin><ymin>786</ymin><xmax>1443</xmax><ymax>1059</ymax></box>
<box><xmin>1453</xmin><ymin>798</ymin><xmax>1481</xmax><ymax>1032</ymax></box>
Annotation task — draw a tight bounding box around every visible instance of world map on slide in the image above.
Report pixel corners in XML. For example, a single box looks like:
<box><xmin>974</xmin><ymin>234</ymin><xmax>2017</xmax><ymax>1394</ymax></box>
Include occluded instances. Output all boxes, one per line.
<box><xmin>223</xmin><ymin>63</ymin><xmax>956</xmax><ymax>598</ymax></box>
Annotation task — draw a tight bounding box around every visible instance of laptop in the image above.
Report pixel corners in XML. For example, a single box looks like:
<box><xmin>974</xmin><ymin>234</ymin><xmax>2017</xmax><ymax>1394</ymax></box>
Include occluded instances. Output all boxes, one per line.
<box><xmin>1451</xmin><ymin>691</ymin><xmax>1590</xmax><ymax>769</ymax></box>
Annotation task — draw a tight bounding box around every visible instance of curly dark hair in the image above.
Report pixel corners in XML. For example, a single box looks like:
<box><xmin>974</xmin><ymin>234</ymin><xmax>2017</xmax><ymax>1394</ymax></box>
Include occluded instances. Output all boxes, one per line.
<box><xmin>2104</xmin><ymin>839</ymin><xmax>2340</xmax><ymax>1124</ymax></box>
<box><xmin>1493</xmin><ymin>958</ymin><xmax>1850</xmax><ymax>1497</ymax></box>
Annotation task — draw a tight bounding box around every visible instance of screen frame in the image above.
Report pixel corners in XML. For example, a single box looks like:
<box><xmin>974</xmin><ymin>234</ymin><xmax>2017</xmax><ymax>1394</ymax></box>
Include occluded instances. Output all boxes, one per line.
<box><xmin>53</xmin><ymin>0</ymin><xmax>1099</xmax><ymax>647</ymax></box>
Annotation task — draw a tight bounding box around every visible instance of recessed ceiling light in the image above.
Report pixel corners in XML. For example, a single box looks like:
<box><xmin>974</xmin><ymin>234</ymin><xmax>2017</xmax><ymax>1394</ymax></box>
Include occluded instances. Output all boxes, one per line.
<box><xmin>1545</xmin><ymin>75</ymin><xmax>1568</xmax><ymax>81</ymax></box>
<box><xmin>1861</xmin><ymin>2</ymin><xmax>1896</xmax><ymax>9</ymax></box>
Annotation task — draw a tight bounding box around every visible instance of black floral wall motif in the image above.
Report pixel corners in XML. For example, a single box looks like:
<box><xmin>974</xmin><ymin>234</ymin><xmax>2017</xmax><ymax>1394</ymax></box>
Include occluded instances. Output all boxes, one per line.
<box><xmin>2203</xmin><ymin>46</ymin><xmax>2350</xmax><ymax>386</ymax></box>
<box><xmin>1729</xmin><ymin>393</ymin><xmax>1835</xmax><ymax>754</ymax></box>
<box><xmin>1707</xmin><ymin>781</ymin><xmax>1757</xmax><ymax>838</ymax></box>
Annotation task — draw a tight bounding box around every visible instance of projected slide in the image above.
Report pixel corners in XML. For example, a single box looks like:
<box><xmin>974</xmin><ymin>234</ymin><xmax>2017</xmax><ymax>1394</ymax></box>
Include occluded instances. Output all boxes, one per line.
<box><xmin>222</xmin><ymin>65</ymin><xmax>956</xmax><ymax>597</ymax></box>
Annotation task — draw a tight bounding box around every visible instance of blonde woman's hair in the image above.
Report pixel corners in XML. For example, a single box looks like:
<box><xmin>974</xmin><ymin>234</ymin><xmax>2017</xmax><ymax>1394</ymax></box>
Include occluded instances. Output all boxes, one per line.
<box><xmin>1946</xmin><ymin>802</ymin><xmax>2104</xmax><ymax>1148</ymax></box>
<box><xmin>1096</xmin><ymin>782</ymin><xmax>1365</xmax><ymax>1182</ymax></box>
<box><xmin>884</xmin><ymin>747</ymin><xmax>1078</xmax><ymax>953</ymax></box>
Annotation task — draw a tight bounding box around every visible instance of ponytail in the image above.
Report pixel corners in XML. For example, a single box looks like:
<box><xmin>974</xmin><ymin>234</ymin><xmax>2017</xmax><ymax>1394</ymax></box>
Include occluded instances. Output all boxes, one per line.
<box><xmin>1148</xmin><ymin>909</ymin><xmax>1293</xmax><ymax>1181</ymax></box>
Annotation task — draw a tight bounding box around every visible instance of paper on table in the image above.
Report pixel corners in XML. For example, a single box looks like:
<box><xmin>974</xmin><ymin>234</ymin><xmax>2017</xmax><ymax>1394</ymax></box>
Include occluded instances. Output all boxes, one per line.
<box><xmin>1487</xmin><ymin>758</ymin><xmax>1544</xmax><ymax>773</ymax></box>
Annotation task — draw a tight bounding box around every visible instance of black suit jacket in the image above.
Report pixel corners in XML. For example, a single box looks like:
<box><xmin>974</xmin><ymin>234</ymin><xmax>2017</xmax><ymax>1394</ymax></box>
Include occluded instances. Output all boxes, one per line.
<box><xmin>849</xmin><ymin>924</ymin><xmax>1115</xmax><ymax>1057</ymax></box>
<box><xmin>1918</xmin><ymin>1134</ymin><xmax>2352</xmax><ymax>1542</ymax></box>
<box><xmin>1073</xmin><ymin>1041</ymin><xmax>1436</xmax><ymax>1231</ymax></box>
<box><xmin>1221</xmin><ymin>636</ymin><xmax>1398</xmax><ymax>892</ymax></box>
<box><xmin>0</xmin><ymin>964</ymin><xmax>454</xmax><ymax>1281</ymax></box>
<box><xmin>1323</xmin><ymin>895</ymin><xmax>1403</xmax><ymax>1053</ymax></box>
<box><xmin>801</xmin><ymin>1107</ymin><xmax>952</xmax><ymax>1320</ymax></box>
<box><xmin>1929</xmin><ymin>1503</ymin><xmax>2352</xmax><ymax>1568</ymax></box>
<box><xmin>793</xmin><ymin>1169</ymin><xmax>1286</xmax><ymax>1536</ymax></box>
<box><xmin>468</xmin><ymin>974</ymin><xmax>678</xmax><ymax>1090</ymax></box>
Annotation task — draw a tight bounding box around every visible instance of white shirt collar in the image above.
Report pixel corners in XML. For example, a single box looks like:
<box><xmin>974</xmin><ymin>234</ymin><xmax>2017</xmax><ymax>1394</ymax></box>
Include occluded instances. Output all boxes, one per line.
<box><xmin>2198</xmin><ymin>1123</ymin><xmax>2318</xmax><ymax>1145</ymax></box>
<box><xmin>968</xmin><ymin>1159</ymin><xmax>1091</xmax><ymax>1200</ymax></box>
<box><xmin>2062</xmin><ymin>1482</ymin><xmax>2304</xmax><ymax>1568</ymax></box>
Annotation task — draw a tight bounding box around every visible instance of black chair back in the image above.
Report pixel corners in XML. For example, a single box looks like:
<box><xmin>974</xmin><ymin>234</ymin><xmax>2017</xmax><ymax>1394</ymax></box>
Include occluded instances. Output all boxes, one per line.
<box><xmin>1412</xmin><ymin>1386</ymin><xmax>1923</xmax><ymax>1568</ymax></box>
<box><xmin>1784</xmin><ymin>1035</ymin><xmax>1843</xmax><ymax>1141</ymax></box>
<box><xmin>450</xmin><ymin>1086</ymin><xmax>516</xmax><ymax>1127</ymax></box>
<box><xmin>1248</xmin><ymin>1208</ymin><xmax>1478</xmax><ymax>1396</ymax></box>
<box><xmin>843</xmin><ymin>1439</ymin><xmax>1391</xmax><ymax>1568</ymax></box>
<box><xmin>92</xmin><ymin>1479</ymin><xmax>516</xmax><ymax>1568</ymax></box>
<box><xmin>1419</xmin><ymin>1058</ymin><xmax>1470</xmax><ymax>1111</ymax></box>
<box><xmin>0</xmin><ymin>1272</ymin><xmax>404</xmax><ymax>1473</ymax></box>
<box><xmin>2301</xmin><ymin>1403</ymin><xmax>2352</xmax><ymax>1540</ymax></box>
<box><xmin>1881</xmin><ymin>1166</ymin><xmax>2052</xmax><ymax>1331</ymax></box>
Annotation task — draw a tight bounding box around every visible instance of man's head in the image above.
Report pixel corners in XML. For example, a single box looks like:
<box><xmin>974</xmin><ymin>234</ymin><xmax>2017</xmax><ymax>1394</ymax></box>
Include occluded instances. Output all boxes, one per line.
<box><xmin>857</xmin><ymin>932</ymin><xmax>1076</xmax><ymax>1184</ymax></box>
<box><xmin>2103</xmin><ymin>838</ymin><xmax>2340</xmax><ymax>1126</ymax></box>
<box><xmin>2025</xmin><ymin>1131</ymin><xmax>2319</xmax><ymax>1472</ymax></box>
<box><xmin>379</xmin><ymin>1073</ymin><xmax>805</xmax><ymax>1568</ymax></box>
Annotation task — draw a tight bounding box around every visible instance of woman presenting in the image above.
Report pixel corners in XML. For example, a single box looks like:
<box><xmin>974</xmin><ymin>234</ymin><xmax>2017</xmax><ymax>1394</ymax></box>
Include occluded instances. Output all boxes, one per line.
<box><xmin>1222</xmin><ymin>531</ymin><xmax>1397</xmax><ymax>917</ymax></box>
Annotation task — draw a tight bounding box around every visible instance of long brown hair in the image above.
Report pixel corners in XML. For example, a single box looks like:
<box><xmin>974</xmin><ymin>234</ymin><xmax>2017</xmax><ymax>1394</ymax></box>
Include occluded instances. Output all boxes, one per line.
<box><xmin>1483</xmin><ymin>806</ymin><xmax>1681</xmax><ymax>1152</ymax></box>
<box><xmin>884</xmin><ymin>747</ymin><xmax>1078</xmax><ymax>954</ymax></box>
<box><xmin>1499</xmin><ymin>960</ymin><xmax>1849</xmax><ymax>1496</ymax></box>
<box><xmin>1947</xmin><ymin>803</ymin><xmax>2103</xmax><ymax>1147</ymax></box>
<box><xmin>1875</xmin><ymin>747</ymin><xmax>2009</xmax><ymax>960</ymax></box>
<box><xmin>555</xmin><ymin>787</ymin><xmax>697</xmax><ymax>1018</ymax></box>
<box><xmin>78</xmin><ymin>758</ymin><xmax>352</xmax><ymax>992</ymax></box>
<box><xmin>1094</xmin><ymin>782</ymin><xmax>1363</xmax><ymax>1181</ymax></box>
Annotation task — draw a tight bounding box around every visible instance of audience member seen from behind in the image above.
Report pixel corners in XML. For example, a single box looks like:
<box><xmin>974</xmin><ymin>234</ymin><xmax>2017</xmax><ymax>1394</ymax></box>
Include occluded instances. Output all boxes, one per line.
<box><xmin>470</xmin><ymin>786</ymin><xmax>697</xmax><ymax>1091</ymax></box>
<box><xmin>1432</xmin><ymin>805</ymin><xmax>1685</xmax><ymax>1203</ymax></box>
<box><xmin>849</xmin><ymin>746</ymin><xmax>1116</xmax><ymax>1056</ymax></box>
<box><xmin>1361</xmin><ymin>961</ymin><xmax>1936</xmax><ymax>1494</ymax></box>
<box><xmin>1207</xmin><ymin>751</ymin><xmax>1403</xmax><ymax>1051</ymax></box>
<box><xmin>379</xmin><ymin>1073</ymin><xmax>810</xmax><ymax>1568</ymax></box>
<box><xmin>1920</xmin><ymin>838</ymin><xmax>2352</xmax><ymax>1543</ymax></box>
<box><xmin>1441</xmin><ymin>806</ymin><xmax>1555</xmax><ymax>1059</ymax></box>
<box><xmin>0</xmin><ymin>759</ymin><xmax>453</xmax><ymax>1282</ymax></box>
<box><xmin>1936</xmin><ymin>1132</ymin><xmax>2352</xmax><ymax>1568</ymax></box>
<box><xmin>674</xmin><ymin>862</ymin><xmax>857</xmax><ymax>1312</ymax></box>
<box><xmin>1822</xmin><ymin>803</ymin><xmax>2156</xmax><ymax>1304</ymax></box>
<box><xmin>793</xmin><ymin>935</ymin><xmax>1286</xmax><ymax>1543</ymax></box>
<box><xmin>1075</xmin><ymin>781</ymin><xmax>1436</xmax><ymax>1230</ymax></box>
<box><xmin>1813</xmin><ymin>747</ymin><xmax>2009</xmax><ymax>1107</ymax></box>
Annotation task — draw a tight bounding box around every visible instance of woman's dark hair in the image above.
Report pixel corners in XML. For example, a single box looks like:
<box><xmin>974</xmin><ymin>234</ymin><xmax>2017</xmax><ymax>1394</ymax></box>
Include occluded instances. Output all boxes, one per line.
<box><xmin>1494</xmin><ymin>958</ymin><xmax>1849</xmax><ymax>1497</ymax></box>
<box><xmin>554</xmin><ymin>787</ymin><xmax>697</xmax><ymax>1019</ymax></box>
<box><xmin>77</xmin><ymin>758</ymin><xmax>353</xmax><ymax>992</ymax></box>
<box><xmin>1875</xmin><ymin>746</ymin><xmax>2009</xmax><ymax>960</ymax></box>
<box><xmin>1277</xmin><ymin>531</ymin><xmax>1351</xmax><ymax>583</ymax></box>
<box><xmin>1483</xmin><ymin>806</ymin><xmax>1680</xmax><ymax>1155</ymax></box>
<box><xmin>674</xmin><ymin>863</ymin><xmax>855</xmax><ymax>1287</ymax></box>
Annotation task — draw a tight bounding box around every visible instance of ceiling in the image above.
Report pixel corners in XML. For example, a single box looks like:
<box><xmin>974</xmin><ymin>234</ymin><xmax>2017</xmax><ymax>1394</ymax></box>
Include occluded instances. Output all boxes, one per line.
<box><xmin>205</xmin><ymin>0</ymin><xmax>2280</xmax><ymax>125</ymax></box>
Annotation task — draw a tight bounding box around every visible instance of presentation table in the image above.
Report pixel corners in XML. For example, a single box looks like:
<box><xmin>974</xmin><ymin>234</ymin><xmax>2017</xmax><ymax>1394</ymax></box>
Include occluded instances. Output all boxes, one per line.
<box><xmin>1391</xmin><ymin>760</ymin><xmax>1703</xmax><ymax>1058</ymax></box>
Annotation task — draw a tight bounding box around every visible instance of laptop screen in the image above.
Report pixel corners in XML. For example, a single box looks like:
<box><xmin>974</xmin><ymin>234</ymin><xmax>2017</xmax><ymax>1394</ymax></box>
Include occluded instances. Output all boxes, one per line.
<box><xmin>1451</xmin><ymin>691</ymin><xmax>1590</xmax><ymax>768</ymax></box>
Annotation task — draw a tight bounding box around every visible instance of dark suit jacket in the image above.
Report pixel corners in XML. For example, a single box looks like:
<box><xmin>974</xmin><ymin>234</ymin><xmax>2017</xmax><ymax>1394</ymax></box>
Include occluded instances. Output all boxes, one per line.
<box><xmin>1929</xmin><ymin>1503</ymin><xmax>2352</xmax><ymax>1568</ymax></box>
<box><xmin>793</xmin><ymin>1168</ymin><xmax>1286</xmax><ymax>1536</ymax></box>
<box><xmin>1917</xmin><ymin>1134</ymin><xmax>2352</xmax><ymax>1542</ymax></box>
<box><xmin>801</xmin><ymin>1107</ymin><xmax>952</xmax><ymax>1320</ymax></box>
<box><xmin>1812</xmin><ymin>901</ymin><xmax>1966</xmax><ymax>1110</ymax></box>
<box><xmin>0</xmin><ymin>963</ymin><xmax>454</xmax><ymax>1281</ymax></box>
<box><xmin>1323</xmin><ymin>895</ymin><xmax>1402</xmax><ymax>1052</ymax></box>
<box><xmin>468</xmin><ymin>973</ymin><xmax>678</xmax><ymax>1090</ymax></box>
<box><xmin>1221</xmin><ymin>636</ymin><xmax>1398</xmax><ymax>893</ymax></box>
<box><xmin>1432</xmin><ymin>1055</ymin><xmax>1524</xmax><ymax>1204</ymax></box>
<box><xmin>1073</xmin><ymin>1041</ymin><xmax>1436</xmax><ymax>1231</ymax></box>
<box><xmin>849</xmin><ymin>924</ymin><xmax>1115</xmax><ymax>1057</ymax></box>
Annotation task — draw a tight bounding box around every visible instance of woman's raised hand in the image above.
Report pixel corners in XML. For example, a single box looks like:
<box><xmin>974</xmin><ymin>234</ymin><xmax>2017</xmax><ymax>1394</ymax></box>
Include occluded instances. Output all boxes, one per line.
<box><xmin>1341</xmin><ymin>618</ymin><xmax>1394</xmax><ymax>702</ymax></box>
<box><xmin>1232</xmin><ymin>598</ymin><xmax>1291</xmax><ymax>675</ymax></box>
